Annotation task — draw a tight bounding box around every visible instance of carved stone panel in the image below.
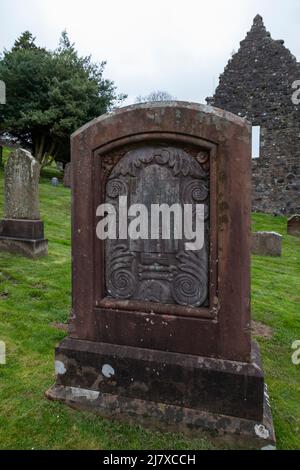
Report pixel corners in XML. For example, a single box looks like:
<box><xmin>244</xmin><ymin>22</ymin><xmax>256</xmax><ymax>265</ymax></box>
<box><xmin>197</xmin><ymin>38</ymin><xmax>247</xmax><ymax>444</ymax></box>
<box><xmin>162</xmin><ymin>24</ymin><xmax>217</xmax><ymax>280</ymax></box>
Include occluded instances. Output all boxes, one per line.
<box><xmin>104</xmin><ymin>144</ymin><xmax>210</xmax><ymax>308</ymax></box>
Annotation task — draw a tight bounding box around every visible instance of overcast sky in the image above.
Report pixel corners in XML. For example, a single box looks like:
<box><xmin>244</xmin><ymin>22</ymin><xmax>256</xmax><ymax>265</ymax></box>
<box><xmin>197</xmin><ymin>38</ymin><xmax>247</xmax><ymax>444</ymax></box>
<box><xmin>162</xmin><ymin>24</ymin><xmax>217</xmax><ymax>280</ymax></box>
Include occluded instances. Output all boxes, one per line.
<box><xmin>1</xmin><ymin>0</ymin><xmax>299</xmax><ymax>105</ymax></box>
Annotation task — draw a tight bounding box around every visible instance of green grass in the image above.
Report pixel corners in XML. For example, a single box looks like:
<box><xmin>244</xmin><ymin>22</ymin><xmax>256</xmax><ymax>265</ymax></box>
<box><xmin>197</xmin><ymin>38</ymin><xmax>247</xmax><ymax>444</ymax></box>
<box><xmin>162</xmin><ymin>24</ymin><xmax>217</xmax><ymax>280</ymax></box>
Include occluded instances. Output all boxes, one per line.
<box><xmin>0</xmin><ymin>160</ymin><xmax>299</xmax><ymax>449</ymax></box>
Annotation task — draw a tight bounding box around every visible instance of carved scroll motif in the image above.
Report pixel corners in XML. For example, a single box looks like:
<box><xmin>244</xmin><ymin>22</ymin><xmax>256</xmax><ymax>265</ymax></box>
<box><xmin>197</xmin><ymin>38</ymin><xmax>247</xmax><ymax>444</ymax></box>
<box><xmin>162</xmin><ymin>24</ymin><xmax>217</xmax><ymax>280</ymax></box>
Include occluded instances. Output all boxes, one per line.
<box><xmin>104</xmin><ymin>145</ymin><xmax>210</xmax><ymax>308</ymax></box>
<box><xmin>172</xmin><ymin>251</ymin><xmax>208</xmax><ymax>307</ymax></box>
<box><xmin>106</xmin><ymin>179</ymin><xmax>127</xmax><ymax>198</ymax></box>
<box><xmin>107</xmin><ymin>244</ymin><xmax>135</xmax><ymax>299</ymax></box>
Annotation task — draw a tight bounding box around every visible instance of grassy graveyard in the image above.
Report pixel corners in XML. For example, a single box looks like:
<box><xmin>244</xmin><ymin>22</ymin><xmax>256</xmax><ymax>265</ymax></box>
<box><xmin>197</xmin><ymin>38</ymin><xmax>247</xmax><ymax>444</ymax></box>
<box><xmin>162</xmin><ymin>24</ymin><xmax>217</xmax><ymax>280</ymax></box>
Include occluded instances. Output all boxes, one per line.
<box><xmin>0</xmin><ymin>152</ymin><xmax>299</xmax><ymax>450</ymax></box>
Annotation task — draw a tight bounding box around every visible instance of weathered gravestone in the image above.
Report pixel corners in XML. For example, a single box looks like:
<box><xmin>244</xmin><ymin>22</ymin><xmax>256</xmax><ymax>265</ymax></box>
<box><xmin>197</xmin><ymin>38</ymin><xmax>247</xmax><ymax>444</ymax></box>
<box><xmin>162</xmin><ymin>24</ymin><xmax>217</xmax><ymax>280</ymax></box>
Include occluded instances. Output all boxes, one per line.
<box><xmin>51</xmin><ymin>177</ymin><xmax>59</xmax><ymax>187</ymax></box>
<box><xmin>63</xmin><ymin>162</ymin><xmax>71</xmax><ymax>188</ymax></box>
<box><xmin>56</xmin><ymin>162</ymin><xmax>64</xmax><ymax>172</ymax></box>
<box><xmin>252</xmin><ymin>232</ymin><xmax>282</xmax><ymax>257</ymax></box>
<box><xmin>287</xmin><ymin>215</ymin><xmax>300</xmax><ymax>237</ymax></box>
<box><xmin>46</xmin><ymin>102</ymin><xmax>275</xmax><ymax>448</ymax></box>
<box><xmin>0</xmin><ymin>148</ymin><xmax>48</xmax><ymax>257</ymax></box>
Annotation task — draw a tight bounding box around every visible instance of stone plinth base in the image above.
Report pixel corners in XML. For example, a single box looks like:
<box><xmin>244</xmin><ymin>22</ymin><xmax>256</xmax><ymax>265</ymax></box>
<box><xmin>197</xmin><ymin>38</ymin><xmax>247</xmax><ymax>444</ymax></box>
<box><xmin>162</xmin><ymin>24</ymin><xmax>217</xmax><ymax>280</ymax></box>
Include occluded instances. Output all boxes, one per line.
<box><xmin>0</xmin><ymin>219</ymin><xmax>48</xmax><ymax>258</ymax></box>
<box><xmin>46</xmin><ymin>338</ymin><xmax>276</xmax><ymax>449</ymax></box>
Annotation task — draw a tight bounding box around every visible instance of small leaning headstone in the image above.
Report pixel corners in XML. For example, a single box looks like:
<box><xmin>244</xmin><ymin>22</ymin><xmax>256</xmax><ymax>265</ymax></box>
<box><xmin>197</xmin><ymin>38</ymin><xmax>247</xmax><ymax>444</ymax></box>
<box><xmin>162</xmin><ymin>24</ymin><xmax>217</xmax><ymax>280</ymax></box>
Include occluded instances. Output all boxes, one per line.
<box><xmin>63</xmin><ymin>162</ymin><xmax>71</xmax><ymax>188</ymax></box>
<box><xmin>287</xmin><ymin>215</ymin><xmax>300</xmax><ymax>237</ymax></box>
<box><xmin>252</xmin><ymin>231</ymin><xmax>282</xmax><ymax>257</ymax></box>
<box><xmin>56</xmin><ymin>162</ymin><xmax>64</xmax><ymax>172</ymax></box>
<box><xmin>0</xmin><ymin>148</ymin><xmax>48</xmax><ymax>258</ymax></box>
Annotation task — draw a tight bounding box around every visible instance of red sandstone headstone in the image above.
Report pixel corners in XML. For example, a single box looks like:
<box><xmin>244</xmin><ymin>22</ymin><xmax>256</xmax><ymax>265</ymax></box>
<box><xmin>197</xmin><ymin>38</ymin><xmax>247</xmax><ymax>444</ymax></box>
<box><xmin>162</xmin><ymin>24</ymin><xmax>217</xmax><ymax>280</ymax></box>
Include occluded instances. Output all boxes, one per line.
<box><xmin>46</xmin><ymin>102</ymin><xmax>275</xmax><ymax>448</ymax></box>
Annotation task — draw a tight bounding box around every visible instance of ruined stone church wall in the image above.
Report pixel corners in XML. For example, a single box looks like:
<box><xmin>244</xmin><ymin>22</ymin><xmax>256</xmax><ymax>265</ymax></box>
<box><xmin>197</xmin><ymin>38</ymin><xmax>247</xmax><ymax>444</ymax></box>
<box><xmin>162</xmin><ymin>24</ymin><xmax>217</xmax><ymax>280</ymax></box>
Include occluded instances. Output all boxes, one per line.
<box><xmin>207</xmin><ymin>15</ymin><xmax>300</xmax><ymax>214</ymax></box>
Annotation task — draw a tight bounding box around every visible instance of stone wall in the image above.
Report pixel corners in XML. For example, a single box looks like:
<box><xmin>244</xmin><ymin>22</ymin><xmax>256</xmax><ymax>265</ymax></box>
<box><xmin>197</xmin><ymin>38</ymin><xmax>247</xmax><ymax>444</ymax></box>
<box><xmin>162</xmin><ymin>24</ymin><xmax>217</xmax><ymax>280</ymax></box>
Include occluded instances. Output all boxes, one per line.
<box><xmin>207</xmin><ymin>15</ymin><xmax>300</xmax><ymax>214</ymax></box>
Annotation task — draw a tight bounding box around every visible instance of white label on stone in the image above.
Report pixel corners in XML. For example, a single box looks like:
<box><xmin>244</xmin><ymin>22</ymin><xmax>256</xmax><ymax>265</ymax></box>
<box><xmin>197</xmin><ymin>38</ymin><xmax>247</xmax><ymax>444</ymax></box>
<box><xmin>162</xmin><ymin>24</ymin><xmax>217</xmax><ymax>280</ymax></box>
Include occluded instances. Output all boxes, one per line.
<box><xmin>102</xmin><ymin>364</ymin><xmax>115</xmax><ymax>378</ymax></box>
<box><xmin>55</xmin><ymin>360</ymin><xmax>66</xmax><ymax>375</ymax></box>
<box><xmin>0</xmin><ymin>341</ymin><xmax>6</xmax><ymax>364</ymax></box>
<box><xmin>254</xmin><ymin>424</ymin><xmax>270</xmax><ymax>440</ymax></box>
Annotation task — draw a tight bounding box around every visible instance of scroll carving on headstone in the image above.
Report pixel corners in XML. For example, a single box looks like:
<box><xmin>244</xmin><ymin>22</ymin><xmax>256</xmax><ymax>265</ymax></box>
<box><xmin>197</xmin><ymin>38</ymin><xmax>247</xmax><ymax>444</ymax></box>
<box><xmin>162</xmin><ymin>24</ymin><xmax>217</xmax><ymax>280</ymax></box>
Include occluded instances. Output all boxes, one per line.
<box><xmin>104</xmin><ymin>144</ymin><xmax>210</xmax><ymax>308</ymax></box>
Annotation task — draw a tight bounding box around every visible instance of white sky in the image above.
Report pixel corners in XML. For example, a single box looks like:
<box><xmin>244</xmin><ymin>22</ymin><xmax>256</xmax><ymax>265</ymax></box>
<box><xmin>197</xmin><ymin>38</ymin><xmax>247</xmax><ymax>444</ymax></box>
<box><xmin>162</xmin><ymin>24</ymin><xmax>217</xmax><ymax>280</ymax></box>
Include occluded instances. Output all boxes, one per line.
<box><xmin>1</xmin><ymin>0</ymin><xmax>299</xmax><ymax>105</ymax></box>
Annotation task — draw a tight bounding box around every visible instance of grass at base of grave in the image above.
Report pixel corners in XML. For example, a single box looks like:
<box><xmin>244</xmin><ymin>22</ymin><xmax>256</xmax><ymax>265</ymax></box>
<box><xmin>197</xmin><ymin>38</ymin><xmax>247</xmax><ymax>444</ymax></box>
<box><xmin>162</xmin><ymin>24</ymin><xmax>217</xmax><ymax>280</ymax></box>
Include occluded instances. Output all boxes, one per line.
<box><xmin>0</xmin><ymin>164</ymin><xmax>299</xmax><ymax>450</ymax></box>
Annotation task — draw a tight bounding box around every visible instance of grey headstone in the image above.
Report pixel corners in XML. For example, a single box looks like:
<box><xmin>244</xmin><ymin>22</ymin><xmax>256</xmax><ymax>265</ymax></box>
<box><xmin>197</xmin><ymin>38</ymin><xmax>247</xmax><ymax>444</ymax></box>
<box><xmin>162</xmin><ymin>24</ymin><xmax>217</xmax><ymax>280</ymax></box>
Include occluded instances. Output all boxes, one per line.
<box><xmin>63</xmin><ymin>163</ymin><xmax>71</xmax><ymax>188</ymax></box>
<box><xmin>51</xmin><ymin>177</ymin><xmax>59</xmax><ymax>187</ymax></box>
<box><xmin>287</xmin><ymin>215</ymin><xmax>300</xmax><ymax>237</ymax></box>
<box><xmin>4</xmin><ymin>148</ymin><xmax>40</xmax><ymax>220</ymax></box>
<box><xmin>252</xmin><ymin>232</ymin><xmax>282</xmax><ymax>257</ymax></box>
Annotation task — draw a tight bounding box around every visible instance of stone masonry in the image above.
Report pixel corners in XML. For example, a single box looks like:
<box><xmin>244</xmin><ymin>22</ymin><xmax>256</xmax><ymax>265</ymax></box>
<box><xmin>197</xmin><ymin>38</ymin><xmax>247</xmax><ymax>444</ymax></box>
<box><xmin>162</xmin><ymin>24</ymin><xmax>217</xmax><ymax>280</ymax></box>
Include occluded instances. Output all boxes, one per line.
<box><xmin>207</xmin><ymin>15</ymin><xmax>300</xmax><ymax>215</ymax></box>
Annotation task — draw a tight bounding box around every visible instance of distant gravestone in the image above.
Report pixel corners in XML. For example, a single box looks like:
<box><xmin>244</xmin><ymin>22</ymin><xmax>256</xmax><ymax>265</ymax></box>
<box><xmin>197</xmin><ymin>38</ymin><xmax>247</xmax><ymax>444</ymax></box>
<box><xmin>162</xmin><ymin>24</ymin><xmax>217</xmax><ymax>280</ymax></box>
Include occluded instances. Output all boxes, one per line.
<box><xmin>47</xmin><ymin>102</ymin><xmax>275</xmax><ymax>448</ymax></box>
<box><xmin>287</xmin><ymin>215</ymin><xmax>300</xmax><ymax>237</ymax></box>
<box><xmin>0</xmin><ymin>148</ymin><xmax>48</xmax><ymax>257</ymax></box>
<box><xmin>51</xmin><ymin>177</ymin><xmax>59</xmax><ymax>187</ymax></box>
<box><xmin>252</xmin><ymin>232</ymin><xmax>282</xmax><ymax>257</ymax></box>
<box><xmin>63</xmin><ymin>162</ymin><xmax>71</xmax><ymax>188</ymax></box>
<box><xmin>4</xmin><ymin>148</ymin><xmax>40</xmax><ymax>219</ymax></box>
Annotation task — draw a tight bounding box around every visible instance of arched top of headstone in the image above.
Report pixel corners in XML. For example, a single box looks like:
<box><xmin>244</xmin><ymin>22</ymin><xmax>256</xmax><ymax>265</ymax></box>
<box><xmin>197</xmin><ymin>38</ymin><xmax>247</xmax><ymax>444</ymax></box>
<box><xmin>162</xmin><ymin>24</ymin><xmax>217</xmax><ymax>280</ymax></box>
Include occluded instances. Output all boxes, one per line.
<box><xmin>72</xmin><ymin>101</ymin><xmax>250</xmax><ymax>147</ymax></box>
